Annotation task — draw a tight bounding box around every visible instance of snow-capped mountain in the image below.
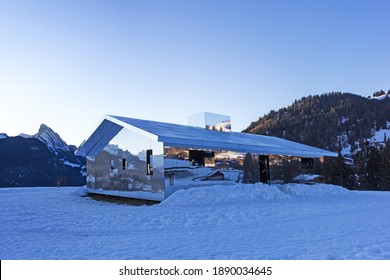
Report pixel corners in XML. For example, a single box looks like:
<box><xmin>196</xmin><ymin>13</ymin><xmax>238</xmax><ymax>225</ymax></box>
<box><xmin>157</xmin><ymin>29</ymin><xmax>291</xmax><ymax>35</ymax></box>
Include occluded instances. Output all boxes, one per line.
<box><xmin>0</xmin><ymin>125</ymin><xmax>86</xmax><ymax>187</ymax></box>
<box><xmin>34</xmin><ymin>124</ymin><xmax>71</xmax><ymax>154</ymax></box>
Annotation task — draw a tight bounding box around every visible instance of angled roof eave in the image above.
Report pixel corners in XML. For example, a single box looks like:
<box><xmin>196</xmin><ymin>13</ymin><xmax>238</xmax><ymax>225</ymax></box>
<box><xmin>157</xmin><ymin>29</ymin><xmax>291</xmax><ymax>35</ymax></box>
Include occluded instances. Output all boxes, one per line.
<box><xmin>75</xmin><ymin>118</ymin><xmax>123</xmax><ymax>157</ymax></box>
<box><xmin>105</xmin><ymin>115</ymin><xmax>159</xmax><ymax>142</ymax></box>
<box><xmin>159</xmin><ymin>135</ymin><xmax>337</xmax><ymax>158</ymax></box>
<box><xmin>75</xmin><ymin>115</ymin><xmax>160</xmax><ymax>158</ymax></box>
<box><xmin>77</xmin><ymin>115</ymin><xmax>338</xmax><ymax>159</ymax></box>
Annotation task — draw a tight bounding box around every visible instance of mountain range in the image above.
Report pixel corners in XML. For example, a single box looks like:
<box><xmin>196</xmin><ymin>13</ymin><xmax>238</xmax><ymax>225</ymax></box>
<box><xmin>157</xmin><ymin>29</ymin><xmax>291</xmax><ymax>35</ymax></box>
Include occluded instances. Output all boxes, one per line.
<box><xmin>0</xmin><ymin>124</ymin><xmax>86</xmax><ymax>187</ymax></box>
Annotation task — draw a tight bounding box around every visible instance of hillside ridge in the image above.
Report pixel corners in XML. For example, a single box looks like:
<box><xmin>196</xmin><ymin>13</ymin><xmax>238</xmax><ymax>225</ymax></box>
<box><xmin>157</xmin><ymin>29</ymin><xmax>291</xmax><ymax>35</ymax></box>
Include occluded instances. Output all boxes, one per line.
<box><xmin>244</xmin><ymin>91</ymin><xmax>390</xmax><ymax>151</ymax></box>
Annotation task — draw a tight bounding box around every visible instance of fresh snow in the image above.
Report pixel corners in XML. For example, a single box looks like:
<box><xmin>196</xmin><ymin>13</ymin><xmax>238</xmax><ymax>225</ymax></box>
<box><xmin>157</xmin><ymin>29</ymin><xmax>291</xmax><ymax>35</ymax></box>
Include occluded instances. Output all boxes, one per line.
<box><xmin>162</xmin><ymin>183</ymin><xmax>292</xmax><ymax>206</ymax></box>
<box><xmin>371</xmin><ymin>92</ymin><xmax>389</xmax><ymax>100</ymax></box>
<box><xmin>1</xmin><ymin>184</ymin><xmax>390</xmax><ymax>260</ymax></box>
<box><xmin>62</xmin><ymin>160</ymin><xmax>87</xmax><ymax>177</ymax></box>
<box><xmin>292</xmin><ymin>174</ymin><xmax>323</xmax><ymax>182</ymax></box>
<box><xmin>62</xmin><ymin>160</ymin><xmax>81</xmax><ymax>168</ymax></box>
<box><xmin>17</xmin><ymin>133</ymin><xmax>32</xmax><ymax>138</ymax></box>
<box><xmin>341</xmin><ymin>143</ymin><xmax>352</xmax><ymax>157</ymax></box>
<box><xmin>340</xmin><ymin>128</ymin><xmax>390</xmax><ymax>157</ymax></box>
<box><xmin>371</xmin><ymin>129</ymin><xmax>390</xmax><ymax>143</ymax></box>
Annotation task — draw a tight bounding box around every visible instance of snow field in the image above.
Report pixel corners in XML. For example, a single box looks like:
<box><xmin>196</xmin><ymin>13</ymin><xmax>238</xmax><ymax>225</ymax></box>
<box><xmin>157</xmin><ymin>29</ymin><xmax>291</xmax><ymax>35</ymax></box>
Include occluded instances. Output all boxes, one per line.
<box><xmin>0</xmin><ymin>184</ymin><xmax>389</xmax><ymax>260</ymax></box>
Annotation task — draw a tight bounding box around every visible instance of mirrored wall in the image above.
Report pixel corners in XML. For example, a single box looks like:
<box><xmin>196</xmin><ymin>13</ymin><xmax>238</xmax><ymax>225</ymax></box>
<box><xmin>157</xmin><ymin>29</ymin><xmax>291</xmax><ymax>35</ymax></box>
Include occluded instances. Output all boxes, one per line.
<box><xmin>163</xmin><ymin>146</ymin><xmax>268</xmax><ymax>196</ymax></box>
<box><xmin>86</xmin><ymin>127</ymin><xmax>325</xmax><ymax>201</ymax></box>
<box><xmin>86</xmin><ymin>126</ymin><xmax>164</xmax><ymax>198</ymax></box>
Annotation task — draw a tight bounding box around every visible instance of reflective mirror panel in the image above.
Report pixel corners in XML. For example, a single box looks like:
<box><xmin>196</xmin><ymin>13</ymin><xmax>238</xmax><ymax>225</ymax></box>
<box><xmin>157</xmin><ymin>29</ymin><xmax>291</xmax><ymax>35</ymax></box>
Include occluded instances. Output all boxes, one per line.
<box><xmin>269</xmin><ymin>155</ymin><xmax>324</xmax><ymax>184</ymax></box>
<box><xmin>205</xmin><ymin>112</ymin><xmax>231</xmax><ymax>132</ymax></box>
<box><xmin>86</xmin><ymin>127</ymin><xmax>164</xmax><ymax>195</ymax></box>
<box><xmin>164</xmin><ymin>147</ymin><xmax>265</xmax><ymax>196</ymax></box>
<box><xmin>86</xmin><ymin>127</ymin><xmax>326</xmax><ymax>201</ymax></box>
<box><xmin>188</xmin><ymin>112</ymin><xmax>231</xmax><ymax>132</ymax></box>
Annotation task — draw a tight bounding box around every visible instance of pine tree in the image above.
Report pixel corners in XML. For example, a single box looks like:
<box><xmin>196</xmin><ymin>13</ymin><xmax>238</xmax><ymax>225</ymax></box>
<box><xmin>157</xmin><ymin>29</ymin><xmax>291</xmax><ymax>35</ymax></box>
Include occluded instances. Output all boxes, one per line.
<box><xmin>324</xmin><ymin>153</ymin><xmax>354</xmax><ymax>189</ymax></box>
<box><xmin>354</xmin><ymin>142</ymin><xmax>370</xmax><ymax>190</ymax></box>
<box><xmin>354</xmin><ymin>142</ymin><xmax>382</xmax><ymax>190</ymax></box>
<box><xmin>380</xmin><ymin>143</ymin><xmax>390</xmax><ymax>190</ymax></box>
<box><xmin>366</xmin><ymin>146</ymin><xmax>382</xmax><ymax>190</ymax></box>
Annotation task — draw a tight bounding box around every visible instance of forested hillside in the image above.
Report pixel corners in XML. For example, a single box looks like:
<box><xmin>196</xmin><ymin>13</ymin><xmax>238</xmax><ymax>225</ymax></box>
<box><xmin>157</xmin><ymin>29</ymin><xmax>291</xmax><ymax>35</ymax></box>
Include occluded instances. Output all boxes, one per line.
<box><xmin>244</xmin><ymin>91</ymin><xmax>390</xmax><ymax>191</ymax></box>
<box><xmin>244</xmin><ymin>91</ymin><xmax>390</xmax><ymax>151</ymax></box>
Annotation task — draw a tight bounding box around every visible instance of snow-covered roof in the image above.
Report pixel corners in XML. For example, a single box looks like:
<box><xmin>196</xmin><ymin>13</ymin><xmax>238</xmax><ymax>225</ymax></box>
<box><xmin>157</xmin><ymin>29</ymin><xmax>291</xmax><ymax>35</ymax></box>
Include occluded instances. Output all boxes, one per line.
<box><xmin>76</xmin><ymin>115</ymin><xmax>337</xmax><ymax>158</ymax></box>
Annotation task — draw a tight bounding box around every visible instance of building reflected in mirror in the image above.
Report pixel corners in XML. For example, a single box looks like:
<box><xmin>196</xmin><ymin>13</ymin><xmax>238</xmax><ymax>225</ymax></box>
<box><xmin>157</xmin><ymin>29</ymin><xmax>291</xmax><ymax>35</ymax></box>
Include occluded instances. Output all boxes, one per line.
<box><xmin>188</xmin><ymin>112</ymin><xmax>231</xmax><ymax>132</ymax></box>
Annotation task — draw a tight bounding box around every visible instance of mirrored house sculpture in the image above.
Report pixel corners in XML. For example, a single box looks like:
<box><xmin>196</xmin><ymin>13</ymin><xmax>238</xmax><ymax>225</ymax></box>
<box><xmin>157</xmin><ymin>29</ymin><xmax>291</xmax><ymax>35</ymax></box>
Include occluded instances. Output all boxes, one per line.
<box><xmin>76</xmin><ymin>115</ymin><xmax>337</xmax><ymax>201</ymax></box>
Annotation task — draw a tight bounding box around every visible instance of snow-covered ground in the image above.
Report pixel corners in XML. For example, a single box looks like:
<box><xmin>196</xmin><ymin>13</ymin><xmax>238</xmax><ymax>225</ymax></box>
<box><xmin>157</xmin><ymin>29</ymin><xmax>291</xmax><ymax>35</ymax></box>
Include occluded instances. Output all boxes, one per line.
<box><xmin>371</xmin><ymin>129</ymin><xmax>390</xmax><ymax>143</ymax></box>
<box><xmin>339</xmin><ymin>128</ymin><xmax>390</xmax><ymax>158</ymax></box>
<box><xmin>1</xmin><ymin>184</ymin><xmax>390</xmax><ymax>260</ymax></box>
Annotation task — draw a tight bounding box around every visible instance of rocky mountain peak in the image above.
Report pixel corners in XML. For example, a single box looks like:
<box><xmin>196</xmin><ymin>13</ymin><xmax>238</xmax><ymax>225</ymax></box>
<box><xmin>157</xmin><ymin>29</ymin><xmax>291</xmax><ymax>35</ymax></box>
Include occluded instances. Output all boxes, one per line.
<box><xmin>34</xmin><ymin>124</ymin><xmax>71</xmax><ymax>154</ymax></box>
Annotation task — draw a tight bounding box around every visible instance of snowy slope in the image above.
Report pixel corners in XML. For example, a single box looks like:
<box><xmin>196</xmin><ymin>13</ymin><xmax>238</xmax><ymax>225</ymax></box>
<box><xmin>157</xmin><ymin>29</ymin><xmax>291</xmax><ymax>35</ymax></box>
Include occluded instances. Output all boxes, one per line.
<box><xmin>340</xmin><ymin>128</ymin><xmax>390</xmax><ymax>157</ymax></box>
<box><xmin>0</xmin><ymin>184</ymin><xmax>389</xmax><ymax>260</ymax></box>
<box><xmin>18</xmin><ymin>133</ymin><xmax>32</xmax><ymax>138</ymax></box>
<box><xmin>371</xmin><ymin>129</ymin><xmax>390</xmax><ymax>143</ymax></box>
<box><xmin>34</xmin><ymin>124</ymin><xmax>71</xmax><ymax>153</ymax></box>
<box><xmin>371</xmin><ymin>92</ymin><xmax>390</xmax><ymax>100</ymax></box>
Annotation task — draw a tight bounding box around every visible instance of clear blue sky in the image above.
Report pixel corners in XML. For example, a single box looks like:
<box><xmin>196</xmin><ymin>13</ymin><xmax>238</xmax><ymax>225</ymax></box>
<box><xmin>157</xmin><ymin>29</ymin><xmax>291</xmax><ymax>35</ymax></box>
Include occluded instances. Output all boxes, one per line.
<box><xmin>1</xmin><ymin>0</ymin><xmax>389</xmax><ymax>145</ymax></box>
